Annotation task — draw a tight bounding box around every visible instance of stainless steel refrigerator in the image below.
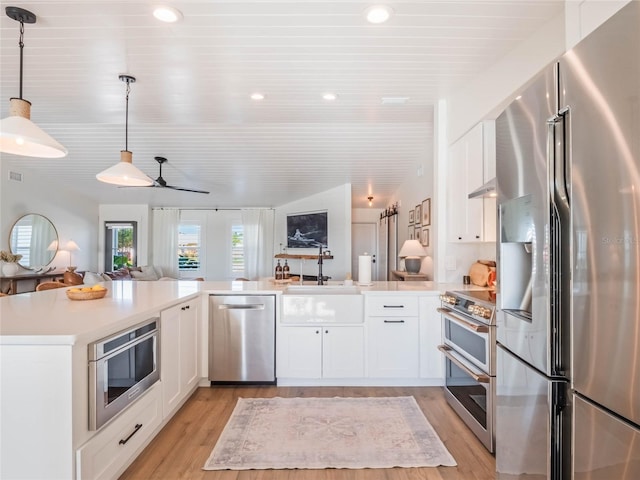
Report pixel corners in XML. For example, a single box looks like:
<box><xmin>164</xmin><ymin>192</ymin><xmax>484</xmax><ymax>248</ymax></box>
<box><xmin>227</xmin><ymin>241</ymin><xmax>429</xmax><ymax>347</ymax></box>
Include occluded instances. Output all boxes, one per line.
<box><xmin>495</xmin><ymin>2</ymin><xmax>640</xmax><ymax>478</ymax></box>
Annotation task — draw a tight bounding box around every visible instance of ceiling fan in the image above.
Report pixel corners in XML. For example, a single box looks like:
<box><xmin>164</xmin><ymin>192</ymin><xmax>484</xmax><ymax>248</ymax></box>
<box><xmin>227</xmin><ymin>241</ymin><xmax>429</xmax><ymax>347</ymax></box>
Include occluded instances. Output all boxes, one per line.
<box><xmin>147</xmin><ymin>156</ymin><xmax>210</xmax><ymax>194</ymax></box>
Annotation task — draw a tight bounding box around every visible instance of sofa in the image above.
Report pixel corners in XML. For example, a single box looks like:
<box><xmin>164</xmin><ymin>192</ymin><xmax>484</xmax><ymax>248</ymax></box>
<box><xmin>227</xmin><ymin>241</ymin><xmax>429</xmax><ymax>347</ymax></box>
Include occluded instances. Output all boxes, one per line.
<box><xmin>77</xmin><ymin>266</ymin><xmax>178</xmax><ymax>286</ymax></box>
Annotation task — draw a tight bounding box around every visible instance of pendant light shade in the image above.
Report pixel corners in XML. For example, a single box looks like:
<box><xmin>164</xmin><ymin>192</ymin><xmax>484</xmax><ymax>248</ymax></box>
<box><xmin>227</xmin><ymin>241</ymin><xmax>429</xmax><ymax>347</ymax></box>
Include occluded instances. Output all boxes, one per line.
<box><xmin>96</xmin><ymin>151</ymin><xmax>153</xmax><ymax>186</ymax></box>
<box><xmin>0</xmin><ymin>7</ymin><xmax>67</xmax><ymax>158</ymax></box>
<box><xmin>96</xmin><ymin>75</ymin><xmax>152</xmax><ymax>187</ymax></box>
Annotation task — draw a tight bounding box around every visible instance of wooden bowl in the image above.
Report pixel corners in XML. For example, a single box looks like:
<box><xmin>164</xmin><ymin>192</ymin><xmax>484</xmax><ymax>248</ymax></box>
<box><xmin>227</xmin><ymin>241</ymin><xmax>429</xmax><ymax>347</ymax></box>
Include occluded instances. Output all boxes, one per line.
<box><xmin>66</xmin><ymin>288</ymin><xmax>108</xmax><ymax>301</ymax></box>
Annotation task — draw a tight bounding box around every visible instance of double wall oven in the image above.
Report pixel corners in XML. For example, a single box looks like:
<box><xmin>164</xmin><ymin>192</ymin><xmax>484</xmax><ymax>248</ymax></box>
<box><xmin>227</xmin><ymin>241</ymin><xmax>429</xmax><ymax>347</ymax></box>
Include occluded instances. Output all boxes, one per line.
<box><xmin>438</xmin><ymin>290</ymin><xmax>496</xmax><ymax>452</ymax></box>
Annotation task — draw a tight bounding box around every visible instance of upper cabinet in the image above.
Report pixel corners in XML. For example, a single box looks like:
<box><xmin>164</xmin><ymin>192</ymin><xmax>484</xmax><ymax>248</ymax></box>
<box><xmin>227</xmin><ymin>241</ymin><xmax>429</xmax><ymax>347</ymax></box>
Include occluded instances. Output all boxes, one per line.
<box><xmin>447</xmin><ymin>121</ymin><xmax>496</xmax><ymax>243</ymax></box>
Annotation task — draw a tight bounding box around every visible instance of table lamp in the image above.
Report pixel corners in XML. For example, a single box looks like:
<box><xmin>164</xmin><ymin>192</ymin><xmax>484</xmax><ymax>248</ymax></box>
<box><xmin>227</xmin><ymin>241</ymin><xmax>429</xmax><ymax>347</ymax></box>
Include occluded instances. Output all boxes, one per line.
<box><xmin>399</xmin><ymin>239</ymin><xmax>427</xmax><ymax>274</ymax></box>
<box><xmin>65</xmin><ymin>240</ymin><xmax>80</xmax><ymax>272</ymax></box>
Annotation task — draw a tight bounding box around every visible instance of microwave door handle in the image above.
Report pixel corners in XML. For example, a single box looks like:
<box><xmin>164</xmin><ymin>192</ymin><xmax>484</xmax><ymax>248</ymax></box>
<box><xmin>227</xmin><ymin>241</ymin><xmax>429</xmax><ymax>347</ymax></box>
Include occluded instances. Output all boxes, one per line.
<box><xmin>437</xmin><ymin>345</ymin><xmax>490</xmax><ymax>383</ymax></box>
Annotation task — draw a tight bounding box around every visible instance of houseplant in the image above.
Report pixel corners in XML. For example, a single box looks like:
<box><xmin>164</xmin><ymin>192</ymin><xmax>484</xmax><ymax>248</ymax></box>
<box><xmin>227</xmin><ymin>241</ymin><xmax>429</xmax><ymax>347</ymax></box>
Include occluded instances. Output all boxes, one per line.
<box><xmin>0</xmin><ymin>251</ymin><xmax>23</xmax><ymax>276</ymax></box>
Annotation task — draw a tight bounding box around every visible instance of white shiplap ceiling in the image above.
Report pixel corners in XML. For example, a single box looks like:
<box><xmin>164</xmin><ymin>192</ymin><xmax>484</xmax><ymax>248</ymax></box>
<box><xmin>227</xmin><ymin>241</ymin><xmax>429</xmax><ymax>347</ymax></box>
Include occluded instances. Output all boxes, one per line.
<box><xmin>0</xmin><ymin>0</ymin><xmax>563</xmax><ymax>208</ymax></box>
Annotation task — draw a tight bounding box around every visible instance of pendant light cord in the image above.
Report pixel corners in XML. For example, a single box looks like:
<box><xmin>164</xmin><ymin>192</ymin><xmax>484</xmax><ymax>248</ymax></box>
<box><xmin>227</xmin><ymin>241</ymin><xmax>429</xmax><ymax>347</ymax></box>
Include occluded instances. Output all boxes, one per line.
<box><xmin>18</xmin><ymin>20</ymin><xmax>25</xmax><ymax>99</ymax></box>
<box><xmin>124</xmin><ymin>79</ymin><xmax>131</xmax><ymax>151</ymax></box>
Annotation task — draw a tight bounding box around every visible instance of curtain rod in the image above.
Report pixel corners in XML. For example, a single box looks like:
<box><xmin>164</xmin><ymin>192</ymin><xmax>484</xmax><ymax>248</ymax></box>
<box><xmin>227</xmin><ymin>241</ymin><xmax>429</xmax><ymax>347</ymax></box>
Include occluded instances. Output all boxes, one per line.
<box><xmin>152</xmin><ymin>207</ymin><xmax>274</xmax><ymax>211</ymax></box>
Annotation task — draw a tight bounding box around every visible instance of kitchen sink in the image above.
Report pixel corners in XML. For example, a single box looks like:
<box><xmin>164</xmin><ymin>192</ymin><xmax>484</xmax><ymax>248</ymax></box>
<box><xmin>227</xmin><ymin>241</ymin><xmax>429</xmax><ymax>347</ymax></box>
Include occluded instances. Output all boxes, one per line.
<box><xmin>281</xmin><ymin>286</ymin><xmax>363</xmax><ymax>323</ymax></box>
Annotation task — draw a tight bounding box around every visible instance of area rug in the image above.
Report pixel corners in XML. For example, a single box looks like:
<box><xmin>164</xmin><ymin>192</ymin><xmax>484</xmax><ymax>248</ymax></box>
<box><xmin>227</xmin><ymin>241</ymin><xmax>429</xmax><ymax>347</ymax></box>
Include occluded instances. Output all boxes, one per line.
<box><xmin>203</xmin><ymin>396</ymin><xmax>457</xmax><ymax>470</ymax></box>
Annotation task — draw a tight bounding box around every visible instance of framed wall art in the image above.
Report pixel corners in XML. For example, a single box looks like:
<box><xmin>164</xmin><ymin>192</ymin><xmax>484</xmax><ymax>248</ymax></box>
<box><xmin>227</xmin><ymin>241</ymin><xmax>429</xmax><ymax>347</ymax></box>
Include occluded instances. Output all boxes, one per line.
<box><xmin>421</xmin><ymin>227</ymin><xmax>429</xmax><ymax>247</ymax></box>
<box><xmin>286</xmin><ymin>211</ymin><xmax>328</xmax><ymax>248</ymax></box>
<box><xmin>408</xmin><ymin>226</ymin><xmax>414</xmax><ymax>239</ymax></box>
<box><xmin>408</xmin><ymin>209</ymin><xmax>415</xmax><ymax>225</ymax></box>
<box><xmin>415</xmin><ymin>226</ymin><xmax>421</xmax><ymax>243</ymax></box>
<box><xmin>421</xmin><ymin>198</ymin><xmax>431</xmax><ymax>226</ymax></box>
<box><xmin>414</xmin><ymin>204</ymin><xmax>422</xmax><ymax>226</ymax></box>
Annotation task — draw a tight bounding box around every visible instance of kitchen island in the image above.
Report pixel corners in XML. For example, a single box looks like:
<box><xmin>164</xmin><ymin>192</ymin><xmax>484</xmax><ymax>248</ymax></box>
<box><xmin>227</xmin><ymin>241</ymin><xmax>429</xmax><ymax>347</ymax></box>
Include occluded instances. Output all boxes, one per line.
<box><xmin>0</xmin><ymin>279</ymin><xmax>478</xmax><ymax>480</ymax></box>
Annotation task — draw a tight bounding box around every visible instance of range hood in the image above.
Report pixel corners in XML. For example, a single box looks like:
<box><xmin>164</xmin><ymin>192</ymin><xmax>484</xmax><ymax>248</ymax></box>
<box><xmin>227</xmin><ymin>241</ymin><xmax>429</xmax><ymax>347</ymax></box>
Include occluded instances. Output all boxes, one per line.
<box><xmin>468</xmin><ymin>177</ymin><xmax>496</xmax><ymax>199</ymax></box>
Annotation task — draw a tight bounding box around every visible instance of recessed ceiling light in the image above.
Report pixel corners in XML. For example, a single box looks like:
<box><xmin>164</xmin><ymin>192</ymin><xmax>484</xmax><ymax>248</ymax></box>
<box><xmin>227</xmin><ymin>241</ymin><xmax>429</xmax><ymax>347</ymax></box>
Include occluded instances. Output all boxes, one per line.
<box><xmin>323</xmin><ymin>93</ymin><xmax>338</xmax><ymax>101</ymax></box>
<box><xmin>364</xmin><ymin>5</ymin><xmax>393</xmax><ymax>24</ymax></box>
<box><xmin>153</xmin><ymin>6</ymin><xmax>183</xmax><ymax>23</ymax></box>
<box><xmin>250</xmin><ymin>93</ymin><xmax>265</xmax><ymax>101</ymax></box>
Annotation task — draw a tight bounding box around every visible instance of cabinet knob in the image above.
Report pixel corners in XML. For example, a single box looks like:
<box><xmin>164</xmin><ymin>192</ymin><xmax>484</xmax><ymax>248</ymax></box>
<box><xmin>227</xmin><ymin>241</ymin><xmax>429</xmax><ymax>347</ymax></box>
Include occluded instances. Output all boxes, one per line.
<box><xmin>458</xmin><ymin>236</ymin><xmax>462</xmax><ymax>240</ymax></box>
<box><xmin>315</xmin><ymin>330</ymin><xmax>320</xmax><ymax>334</ymax></box>
<box><xmin>325</xmin><ymin>329</ymin><xmax>329</xmax><ymax>334</ymax></box>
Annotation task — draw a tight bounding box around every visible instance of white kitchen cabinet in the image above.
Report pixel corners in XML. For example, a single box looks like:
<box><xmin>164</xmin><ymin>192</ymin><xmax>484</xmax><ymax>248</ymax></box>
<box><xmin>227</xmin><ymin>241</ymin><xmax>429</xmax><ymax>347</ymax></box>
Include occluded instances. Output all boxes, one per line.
<box><xmin>76</xmin><ymin>383</ymin><xmax>163</xmax><ymax>480</ymax></box>
<box><xmin>448</xmin><ymin>120</ymin><xmax>496</xmax><ymax>243</ymax></box>
<box><xmin>160</xmin><ymin>298</ymin><xmax>199</xmax><ymax>418</ymax></box>
<box><xmin>419</xmin><ymin>296</ymin><xmax>444</xmax><ymax>382</ymax></box>
<box><xmin>366</xmin><ymin>296</ymin><xmax>420</xmax><ymax>378</ymax></box>
<box><xmin>277</xmin><ymin>325</ymin><xmax>364</xmax><ymax>379</ymax></box>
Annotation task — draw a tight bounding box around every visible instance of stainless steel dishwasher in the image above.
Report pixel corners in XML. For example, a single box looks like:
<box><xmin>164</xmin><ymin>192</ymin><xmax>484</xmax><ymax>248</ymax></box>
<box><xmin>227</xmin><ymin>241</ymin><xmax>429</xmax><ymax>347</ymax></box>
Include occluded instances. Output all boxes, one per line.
<box><xmin>209</xmin><ymin>295</ymin><xmax>276</xmax><ymax>384</ymax></box>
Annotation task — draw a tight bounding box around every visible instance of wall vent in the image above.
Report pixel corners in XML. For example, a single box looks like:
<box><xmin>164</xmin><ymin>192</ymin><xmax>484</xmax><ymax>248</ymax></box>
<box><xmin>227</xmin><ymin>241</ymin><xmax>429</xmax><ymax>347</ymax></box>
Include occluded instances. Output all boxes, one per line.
<box><xmin>8</xmin><ymin>171</ymin><xmax>23</xmax><ymax>182</ymax></box>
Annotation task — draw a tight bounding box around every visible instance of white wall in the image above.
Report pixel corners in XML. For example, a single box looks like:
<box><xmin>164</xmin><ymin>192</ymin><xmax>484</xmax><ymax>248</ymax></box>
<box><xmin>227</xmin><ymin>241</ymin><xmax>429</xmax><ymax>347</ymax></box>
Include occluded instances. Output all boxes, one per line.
<box><xmin>387</xmin><ymin>155</ymin><xmax>435</xmax><ymax>279</ymax></box>
<box><xmin>0</xmin><ymin>161</ymin><xmax>99</xmax><ymax>272</ymax></box>
<box><xmin>275</xmin><ymin>184</ymin><xmax>352</xmax><ymax>281</ymax></box>
<box><xmin>98</xmin><ymin>204</ymin><xmax>151</xmax><ymax>272</ymax></box>
<box><xmin>565</xmin><ymin>0</ymin><xmax>631</xmax><ymax>49</ymax></box>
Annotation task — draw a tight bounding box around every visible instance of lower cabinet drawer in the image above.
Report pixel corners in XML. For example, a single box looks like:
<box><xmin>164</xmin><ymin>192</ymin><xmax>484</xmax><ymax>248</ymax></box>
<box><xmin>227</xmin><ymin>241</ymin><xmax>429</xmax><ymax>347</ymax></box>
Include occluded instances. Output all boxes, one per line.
<box><xmin>366</xmin><ymin>296</ymin><xmax>419</xmax><ymax>316</ymax></box>
<box><xmin>76</xmin><ymin>383</ymin><xmax>162</xmax><ymax>480</ymax></box>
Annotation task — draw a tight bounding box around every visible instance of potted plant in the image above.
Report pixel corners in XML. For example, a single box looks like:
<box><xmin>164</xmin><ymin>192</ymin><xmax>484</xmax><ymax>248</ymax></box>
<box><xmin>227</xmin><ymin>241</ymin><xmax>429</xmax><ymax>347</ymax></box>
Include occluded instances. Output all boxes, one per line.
<box><xmin>0</xmin><ymin>251</ymin><xmax>23</xmax><ymax>276</ymax></box>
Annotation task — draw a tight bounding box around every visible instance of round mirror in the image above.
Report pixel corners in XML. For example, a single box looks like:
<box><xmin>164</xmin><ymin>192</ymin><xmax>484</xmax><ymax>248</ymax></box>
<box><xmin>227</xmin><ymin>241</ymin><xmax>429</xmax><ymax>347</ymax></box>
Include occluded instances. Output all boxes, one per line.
<box><xmin>9</xmin><ymin>214</ymin><xmax>59</xmax><ymax>269</ymax></box>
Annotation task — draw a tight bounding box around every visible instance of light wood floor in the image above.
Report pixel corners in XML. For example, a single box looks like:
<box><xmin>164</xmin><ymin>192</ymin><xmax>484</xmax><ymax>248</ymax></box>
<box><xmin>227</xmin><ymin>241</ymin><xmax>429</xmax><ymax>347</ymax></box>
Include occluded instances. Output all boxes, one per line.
<box><xmin>119</xmin><ymin>386</ymin><xmax>495</xmax><ymax>480</ymax></box>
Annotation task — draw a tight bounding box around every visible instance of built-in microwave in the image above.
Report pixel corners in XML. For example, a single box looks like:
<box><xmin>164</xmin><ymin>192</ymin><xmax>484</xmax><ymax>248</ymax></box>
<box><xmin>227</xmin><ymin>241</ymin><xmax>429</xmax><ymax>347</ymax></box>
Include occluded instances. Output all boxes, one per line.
<box><xmin>88</xmin><ymin>318</ymin><xmax>160</xmax><ymax>431</ymax></box>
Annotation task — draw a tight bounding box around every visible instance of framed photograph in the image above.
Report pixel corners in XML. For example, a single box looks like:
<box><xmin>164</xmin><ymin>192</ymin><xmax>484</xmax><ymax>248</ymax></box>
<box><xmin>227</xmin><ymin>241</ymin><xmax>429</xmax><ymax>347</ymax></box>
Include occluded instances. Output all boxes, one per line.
<box><xmin>286</xmin><ymin>211</ymin><xmax>328</xmax><ymax>248</ymax></box>
<box><xmin>408</xmin><ymin>209</ymin><xmax>415</xmax><ymax>225</ymax></box>
<box><xmin>421</xmin><ymin>227</ymin><xmax>429</xmax><ymax>247</ymax></box>
<box><xmin>421</xmin><ymin>198</ymin><xmax>431</xmax><ymax>226</ymax></box>
<box><xmin>414</xmin><ymin>204</ymin><xmax>422</xmax><ymax>226</ymax></box>
<box><xmin>408</xmin><ymin>226</ymin><xmax>414</xmax><ymax>240</ymax></box>
<box><xmin>415</xmin><ymin>226</ymin><xmax>421</xmax><ymax>243</ymax></box>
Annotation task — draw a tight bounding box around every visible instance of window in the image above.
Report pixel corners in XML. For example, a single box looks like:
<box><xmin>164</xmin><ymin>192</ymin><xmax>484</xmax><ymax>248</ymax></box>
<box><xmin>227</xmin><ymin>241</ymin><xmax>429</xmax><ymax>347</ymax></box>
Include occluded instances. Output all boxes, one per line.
<box><xmin>104</xmin><ymin>222</ymin><xmax>137</xmax><ymax>272</ymax></box>
<box><xmin>231</xmin><ymin>224</ymin><xmax>244</xmax><ymax>273</ymax></box>
<box><xmin>178</xmin><ymin>224</ymin><xmax>201</xmax><ymax>270</ymax></box>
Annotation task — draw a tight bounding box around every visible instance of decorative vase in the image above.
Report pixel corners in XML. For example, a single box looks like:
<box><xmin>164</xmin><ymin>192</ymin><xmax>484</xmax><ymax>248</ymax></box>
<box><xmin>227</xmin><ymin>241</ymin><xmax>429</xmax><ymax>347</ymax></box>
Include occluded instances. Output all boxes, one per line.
<box><xmin>2</xmin><ymin>262</ymin><xmax>19</xmax><ymax>276</ymax></box>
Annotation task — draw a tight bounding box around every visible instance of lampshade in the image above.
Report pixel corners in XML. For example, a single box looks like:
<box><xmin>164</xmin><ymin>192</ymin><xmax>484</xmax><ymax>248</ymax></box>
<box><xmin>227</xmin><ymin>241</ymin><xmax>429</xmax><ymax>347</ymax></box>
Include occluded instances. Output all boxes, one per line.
<box><xmin>96</xmin><ymin>151</ymin><xmax>152</xmax><ymax>186</ymax></box>
<box><xmin>46</xmin><ymin>239</ymin><xmax>59</xmax><ymax>251</ymax></box>
<box><xmin>0</xmin><ymin>8</ymin><xmax>67</xmax><ymax>158</ymax></box>
<box><xmin>399</xmin><ymin>239</ymin><xmax>427</xmax><ymax>258</ymax></box>
<box><xmin>399</xmin><ymin>239</ymin><xmax>427</xmax><ymax>274</ymax></box>
<box><xmin>65</xmin><ymin>240</ymin><xmax>80</xmax><ymax>252</ymax></box>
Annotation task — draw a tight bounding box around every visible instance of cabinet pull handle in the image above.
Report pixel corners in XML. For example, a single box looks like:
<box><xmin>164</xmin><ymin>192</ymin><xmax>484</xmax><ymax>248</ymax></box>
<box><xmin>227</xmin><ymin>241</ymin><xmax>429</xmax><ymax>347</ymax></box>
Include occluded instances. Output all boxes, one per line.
<box><xmin>181</xmin><ymin>305</ymin><xmax>191</xmax><ymax>311</ymax></box>
<box><xmin>383</xmin><ymin>305</ymin><xmax>404</xmax><ymax>309</ymax></box>
<box><xmin>383</xmin><ymin>319</ymin><xmax>405</xmax><ymax>323</ymax></box>
<box><xmin>119</xmin><ymin>423</ymin><xmax>143</xmax><ymax>445</ymax></box>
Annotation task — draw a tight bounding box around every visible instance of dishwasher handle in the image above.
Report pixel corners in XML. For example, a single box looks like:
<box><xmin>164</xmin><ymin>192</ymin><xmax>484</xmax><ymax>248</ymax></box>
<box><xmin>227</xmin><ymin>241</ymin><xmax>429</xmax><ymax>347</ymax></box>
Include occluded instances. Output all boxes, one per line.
<box><xmin>218</xmin><ymin>304</ymin><xmax>265</xmax><ymax>310</ymax></box>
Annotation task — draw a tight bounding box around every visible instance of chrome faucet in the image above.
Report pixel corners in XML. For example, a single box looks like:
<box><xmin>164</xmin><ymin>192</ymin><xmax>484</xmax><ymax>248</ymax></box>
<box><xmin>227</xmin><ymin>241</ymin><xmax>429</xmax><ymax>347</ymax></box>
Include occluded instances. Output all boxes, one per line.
<box><xmin>317</xmin><ymin>245</ymin><xmax>324</xmax><ymax>285</ymax></box>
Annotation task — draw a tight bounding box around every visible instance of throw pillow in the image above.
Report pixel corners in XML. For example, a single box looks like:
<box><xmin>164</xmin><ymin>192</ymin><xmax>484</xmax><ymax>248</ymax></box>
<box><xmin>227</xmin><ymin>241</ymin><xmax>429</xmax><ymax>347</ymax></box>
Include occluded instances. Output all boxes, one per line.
<box><xmin>83</xmin><ymin>271</ymin><xmax>105</xmax><ymax>286</ymax></box>
<box><xmin>130</xmin><ymin>268</ymin><xmax>159</xmax><ymax>281</ymax></box>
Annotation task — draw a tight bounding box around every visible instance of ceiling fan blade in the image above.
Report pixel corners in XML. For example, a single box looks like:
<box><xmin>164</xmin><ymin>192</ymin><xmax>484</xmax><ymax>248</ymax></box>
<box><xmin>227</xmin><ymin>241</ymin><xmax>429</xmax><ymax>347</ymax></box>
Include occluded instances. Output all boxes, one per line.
<box><xmin>163</xmin><ymin>184</ymin><xmax>210</xmax><ymax>194</ymax></box>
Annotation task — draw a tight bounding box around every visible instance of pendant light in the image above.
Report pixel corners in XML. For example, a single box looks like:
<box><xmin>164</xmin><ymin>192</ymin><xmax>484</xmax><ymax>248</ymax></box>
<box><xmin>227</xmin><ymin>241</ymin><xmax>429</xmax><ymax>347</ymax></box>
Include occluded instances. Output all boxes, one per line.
<box><xmin>0</xmin><ymin>6</ymin><xmax>67</xmax><ymax>158</ymax></box>
<box><xmin>96</xmin><ymin>75</ymin><xmax>153</xmax><ymax>186</ymax></box>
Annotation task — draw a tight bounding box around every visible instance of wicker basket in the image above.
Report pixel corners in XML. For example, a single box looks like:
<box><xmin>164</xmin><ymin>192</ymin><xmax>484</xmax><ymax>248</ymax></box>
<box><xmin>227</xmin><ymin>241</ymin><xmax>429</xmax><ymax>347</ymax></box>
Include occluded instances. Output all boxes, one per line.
<box><xmin>66</xmin><ymin>288</ymin><xmax>108</xmax><ymax>301</ymax></box>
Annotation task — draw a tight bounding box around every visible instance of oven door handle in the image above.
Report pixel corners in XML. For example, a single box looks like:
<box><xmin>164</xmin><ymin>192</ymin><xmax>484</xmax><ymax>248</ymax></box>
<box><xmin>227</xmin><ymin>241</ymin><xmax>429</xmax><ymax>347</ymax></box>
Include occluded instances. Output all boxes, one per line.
<box><xmin>437</xmin><ymin>307</ymin><xmax>489</xmax><ymax>333</ymax></box>
<box><xmin>437</xmin><ymin>345</ymin><xmax>490</xmax><ymax>383</ymax></box>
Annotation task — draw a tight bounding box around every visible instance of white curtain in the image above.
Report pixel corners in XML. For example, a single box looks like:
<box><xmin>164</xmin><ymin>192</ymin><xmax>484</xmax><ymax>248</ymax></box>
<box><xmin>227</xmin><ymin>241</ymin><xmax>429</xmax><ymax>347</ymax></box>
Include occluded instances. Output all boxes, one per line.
<box><xmin>241</xmin><ymin>209</ymin><xmax>275</xmax><ymax>280</ymax></box>
<box><xmin>152</xmin><ymin>208</ymin><xmax>180</xmax><ymax>278</ymax></box>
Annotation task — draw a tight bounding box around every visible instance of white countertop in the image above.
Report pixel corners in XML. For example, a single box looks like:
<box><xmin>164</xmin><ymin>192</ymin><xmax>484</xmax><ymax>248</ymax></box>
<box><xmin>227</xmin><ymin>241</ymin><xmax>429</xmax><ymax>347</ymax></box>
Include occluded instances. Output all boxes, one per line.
<box><xmin>0</xmin><ymin>279</ymin><xmax>488</xmax><ymax>345</ymax></box>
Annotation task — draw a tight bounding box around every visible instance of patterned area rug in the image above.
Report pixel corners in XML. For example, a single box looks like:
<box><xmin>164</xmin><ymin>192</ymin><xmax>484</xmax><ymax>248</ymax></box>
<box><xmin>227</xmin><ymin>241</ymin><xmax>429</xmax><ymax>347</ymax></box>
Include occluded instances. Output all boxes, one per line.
<box><xmin>203</xmin><ymin>396</ymin><xmax>457</xmax><ymax>470</ymax></box>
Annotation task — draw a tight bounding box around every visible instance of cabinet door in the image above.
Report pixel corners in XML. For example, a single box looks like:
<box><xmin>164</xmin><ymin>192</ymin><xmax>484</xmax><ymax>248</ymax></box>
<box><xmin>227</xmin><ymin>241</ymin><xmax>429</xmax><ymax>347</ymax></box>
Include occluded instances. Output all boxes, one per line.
<box><xmin>160</xmin><ymin>303</ymin><xmax>181</xmax><ymax>415</ymax></box>
<box><xmin>368</xmin><ymin>316</ymin><xmax>419</xmax><ymax>378</ymax></box>
<box><xmin>448</xmin><ymin>122</ymin><xmax>490</xmax><ymax>243</ymax></box>
<box><xmin>179</xmin><ymin>299</ymin><xmax>199</xmax><ymax>393</ymax></box>
<box><xmin>322</xmin><ymin>326</ymin><xmax>364</xmax><ymax>378</ymax></box>
<box><xmin>161</xmin><ymin>299</ymin><xmax>199</xmax><ymax>418</ymax></box>
<box><xmin>277</xmin><ymin>327</ymin><xmax>322</xmax><ymax>378</ymax></box>
<box><xmin>419</xmin><ymin>296</ymin><xmax>444</xmax><ymax>382</ymax></box>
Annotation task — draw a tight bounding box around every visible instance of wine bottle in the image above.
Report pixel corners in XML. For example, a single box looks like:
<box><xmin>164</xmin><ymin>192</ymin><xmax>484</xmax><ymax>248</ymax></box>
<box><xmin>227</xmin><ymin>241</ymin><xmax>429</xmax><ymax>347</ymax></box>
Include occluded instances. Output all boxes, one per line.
<box><xmin>275</xmin><ymin>260</ymin><xmax>283</xmax><ymax>280</ymax></box>
<box><xmin>283</xmin><ymin>260</ymin><xmax>290</xmax><ymax>279</ymax></box>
